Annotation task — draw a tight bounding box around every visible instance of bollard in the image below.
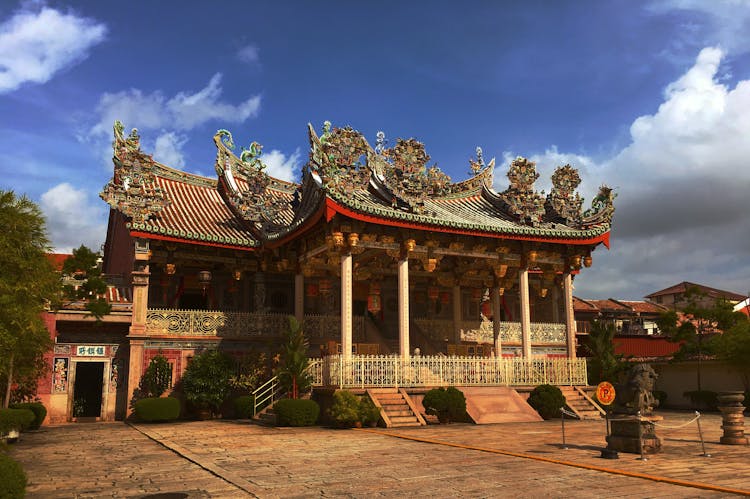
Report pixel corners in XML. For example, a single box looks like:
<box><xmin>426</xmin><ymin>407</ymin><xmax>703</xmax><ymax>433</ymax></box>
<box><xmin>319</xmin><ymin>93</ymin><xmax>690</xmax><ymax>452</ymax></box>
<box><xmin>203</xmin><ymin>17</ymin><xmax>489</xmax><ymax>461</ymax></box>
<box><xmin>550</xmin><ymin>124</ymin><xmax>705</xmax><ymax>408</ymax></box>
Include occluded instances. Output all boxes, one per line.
<box><xmin>637</xmin><ymin>411</ymin><xmax>648</xmax><ymax>461</ymax></box>
<box><xmin>560</xmin><ymin>407</ymin><xmax>568</xmax><ymax>449</ymax></box>
<box><xmin>696</xmin><ymin>411</ymin><xmax>711</xmax><ymax>458</ymax></box>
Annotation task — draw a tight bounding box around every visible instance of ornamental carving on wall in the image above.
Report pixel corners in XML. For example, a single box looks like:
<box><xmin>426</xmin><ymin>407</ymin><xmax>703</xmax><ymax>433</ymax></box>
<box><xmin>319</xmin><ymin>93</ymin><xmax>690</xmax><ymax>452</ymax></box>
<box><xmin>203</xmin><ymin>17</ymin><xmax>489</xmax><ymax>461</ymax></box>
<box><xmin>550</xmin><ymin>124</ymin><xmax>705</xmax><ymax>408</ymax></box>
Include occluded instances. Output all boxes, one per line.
<box><xmin>214</xmin><ymin>129</ymin><xmax>288</xmax><ymax>226</ymax></box>
<box><xmin>500</xmin><ymin>157</ymin><xmax>545</xmax><ymax>226</ymax></box>
<box><xmin>546</xmin><ymin>164</ymin><xmax>583</xmax><ymax>225</ymax></box>
<box><xmin>100</xmin><ymin>121</ymin><xmax>169</xmax><ymax>223</ymax></box>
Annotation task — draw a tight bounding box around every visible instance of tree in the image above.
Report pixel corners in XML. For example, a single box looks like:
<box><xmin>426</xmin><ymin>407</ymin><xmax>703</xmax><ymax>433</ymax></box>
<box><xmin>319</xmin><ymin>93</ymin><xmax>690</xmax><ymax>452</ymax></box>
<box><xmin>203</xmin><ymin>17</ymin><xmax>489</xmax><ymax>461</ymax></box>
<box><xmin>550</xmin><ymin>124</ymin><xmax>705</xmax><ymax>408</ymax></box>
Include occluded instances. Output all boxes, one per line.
<box><xmin>62</xmin><ymin>245</ymin><xmax>111</xmax><ymax>320</ymax></box>
<box><xmin>276</xmin><ymin>316</ymin><xmax>311</xmax><ymax>399</ymax></box>
<box><xmin>0</xmin><ymin>190</ymin><xmax>58</xmax><ymax>407</ymax></box>
<box><xmin>714</xmin><ymin>318</ymin><xmax>750</xmax><ymax>391</ymax></box>
<box><xmin>657</xmin><ymin>285</ymin><xmax>746</xmax><ymax>392</ymax></box>
<box><xmin>583</xmin><ymin>320</ymin><xmax>628</xmax><ymax>385</ymax></box>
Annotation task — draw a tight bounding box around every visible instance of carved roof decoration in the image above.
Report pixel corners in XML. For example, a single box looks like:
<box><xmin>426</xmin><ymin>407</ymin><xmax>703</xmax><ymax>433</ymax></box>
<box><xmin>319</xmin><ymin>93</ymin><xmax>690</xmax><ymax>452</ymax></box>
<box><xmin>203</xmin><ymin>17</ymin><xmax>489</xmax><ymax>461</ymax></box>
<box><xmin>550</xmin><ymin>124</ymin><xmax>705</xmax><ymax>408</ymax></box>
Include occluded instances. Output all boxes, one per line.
<box><xmin>213</xmin><ymin>129</ymin><xmax>291</xmax><ymax>232</ymax></box>
<box><xmin>546</xmin><ymin>164</ymin><xmax>583</xmax><ymax>225</ymax></box>
<box><xmin>100</xmin><ymin>121</ymin><xmax>170</xmax><ymax>224</ymax></box>
<box><xmin>498</xmin><ymin>157</ymin><xmax>546</xmax><ymax>226</ymax></box>
<box><xmin>101</xmin><ymin>120</ymin><xmax>615</xmax><ymax>251</ymax></box>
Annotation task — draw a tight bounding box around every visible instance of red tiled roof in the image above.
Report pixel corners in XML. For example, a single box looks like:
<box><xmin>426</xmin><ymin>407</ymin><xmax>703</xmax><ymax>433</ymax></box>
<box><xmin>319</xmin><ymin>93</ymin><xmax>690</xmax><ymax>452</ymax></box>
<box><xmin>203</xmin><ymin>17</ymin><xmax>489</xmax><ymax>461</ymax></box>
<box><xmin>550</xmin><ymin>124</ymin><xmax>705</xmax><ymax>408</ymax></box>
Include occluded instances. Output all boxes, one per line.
<box><xmin>587</xmin><ymin>299</ymin><xmax>631</xmax><ymax>312</ymax></box>
<box><xmin>613</xmin><ymin>336</ymin><xmax>681</xmax><ymax>358</ymax></box>
<box><xmin>573</xmin><ymin>296</ymin><xmax>599</xmax><ymax>312</ymax></box>
<box><xmin>46</xmin><ymin>253</ymin><xmax>71</xmax><ymax>271</ymax></box>
<box><xmin>645</xmin><ymin>281</ymin><xmax>746</xmax><ymax>301</ymax></box>
<box><xmin>617</xmin><ymin>300</ymin><xmax>668</xmax><ymax>314</ymax></box>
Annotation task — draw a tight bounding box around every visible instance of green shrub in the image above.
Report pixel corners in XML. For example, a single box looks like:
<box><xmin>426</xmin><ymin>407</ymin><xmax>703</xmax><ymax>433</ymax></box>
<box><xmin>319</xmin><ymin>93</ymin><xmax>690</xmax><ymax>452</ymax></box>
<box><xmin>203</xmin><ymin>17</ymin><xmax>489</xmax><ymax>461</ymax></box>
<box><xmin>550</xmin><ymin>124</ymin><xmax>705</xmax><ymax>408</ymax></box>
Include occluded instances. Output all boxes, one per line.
<box><xmin>527</xmin><ymin>384</ymin><xmax>565</xmax><ymax>420</ymax></box>
<box><xmin>328</xmin><ymin>390</ymin><xmax>361</xmax><ymax>427</ymax></box>
<box><xmin>141</xmin><ymin>355</ymin><xmax>173</xmax><ymax>398</ymax></box>
<box><xmin>234</xmin><ymin>395</ymin><xmax>255</xmax><ymax>419</ymax></box>
<box><xmin>358</xmin><ymin>396</ymin><xmax>381</xmax><ymax>426</ymax></box>
<box><xmin>0</xmin><ymin>408</ymin><xmax>35</xmax><ymax>434</ymax></box>
<box><xmin>9</xmin><ymin>402</ymin><xmax>46</xmax><ymax>430</ymax></box>
<box><xmin>653</xmin><ymin>390</ymin><xmax>668</xmax><ymax>408</ymax></box>
<box><xmin>133</xmin><ymin>397</ymin><xmax>180</xmax><ymax>422</ymax></box>
<box><xmin>422</xmin><ymin>387</ymin><xmax>467</xmax><ymax>423</ymax></box>
<box><xmin>274</xmin><ymin>399</ymin><xmax>320</xmax><ymax>426</ymax></box>
<box><xmin>0</xmin><ymin>453</ymin><xmax>27</xmax><ymax>498</ymax></box>
<box><xmin>683</xmin><ymin>390</ymin><xmax>718</xmax><ymax>410</ymax></box>
<box><xmin>181</xmin><ymin>350</ymin><xmax>234</xmax><ymax>413</ymax></box>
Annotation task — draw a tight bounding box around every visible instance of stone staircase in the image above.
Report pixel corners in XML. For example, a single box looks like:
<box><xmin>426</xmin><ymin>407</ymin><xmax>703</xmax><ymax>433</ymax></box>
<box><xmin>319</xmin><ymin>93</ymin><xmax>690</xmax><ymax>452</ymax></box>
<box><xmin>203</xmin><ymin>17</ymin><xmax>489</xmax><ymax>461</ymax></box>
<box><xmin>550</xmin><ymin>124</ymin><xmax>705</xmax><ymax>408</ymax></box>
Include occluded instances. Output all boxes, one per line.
<box><xmin>367</xmin><ymin>388</ymin><xmax>426</xmax><ymax>428</ymax></box>
<box><xmin>559</xmin><ymin>386</ymin><xmax>605</xmax><ymax>420</ymax></box>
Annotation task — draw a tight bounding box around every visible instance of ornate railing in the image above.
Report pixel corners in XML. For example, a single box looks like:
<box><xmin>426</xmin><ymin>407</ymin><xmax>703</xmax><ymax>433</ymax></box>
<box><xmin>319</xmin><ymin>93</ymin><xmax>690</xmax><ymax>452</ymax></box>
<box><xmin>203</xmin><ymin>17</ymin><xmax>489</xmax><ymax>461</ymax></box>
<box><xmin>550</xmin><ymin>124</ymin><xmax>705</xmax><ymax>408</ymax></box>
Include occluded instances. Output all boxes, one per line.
<box><xmin>146</xmin><ymin>309</ymin><xmax>290</xmax><ymax>337</ymax></box>
<box><xmin>303</xmin><ymin>314</ymin><xmax>365</xmax><ymax>342</ymax></box>
<box><xmin>313</xmin><ymin>355</ymin><xmax>587</xmax><ymax>388</ymax></box>
<box><xmin>415</xmin><ymin>319</ymin><xmax>567</xmax><ymax>345</ymax></box>
<box><xmin>146</xmin><ymin>309</ymin><xmax>367</xmax><ymax>340</ymax></box>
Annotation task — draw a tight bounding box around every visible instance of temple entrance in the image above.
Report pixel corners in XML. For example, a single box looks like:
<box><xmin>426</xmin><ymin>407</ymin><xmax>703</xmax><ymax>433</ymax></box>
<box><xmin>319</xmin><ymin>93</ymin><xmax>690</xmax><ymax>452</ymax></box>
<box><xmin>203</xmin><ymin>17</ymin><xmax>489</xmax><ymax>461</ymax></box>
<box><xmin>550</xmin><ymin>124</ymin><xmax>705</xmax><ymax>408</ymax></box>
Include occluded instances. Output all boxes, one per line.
<box><xmin>72</xmin><ymin>362</ymin><xmax>104</xmax><ymax>419</ymax></box>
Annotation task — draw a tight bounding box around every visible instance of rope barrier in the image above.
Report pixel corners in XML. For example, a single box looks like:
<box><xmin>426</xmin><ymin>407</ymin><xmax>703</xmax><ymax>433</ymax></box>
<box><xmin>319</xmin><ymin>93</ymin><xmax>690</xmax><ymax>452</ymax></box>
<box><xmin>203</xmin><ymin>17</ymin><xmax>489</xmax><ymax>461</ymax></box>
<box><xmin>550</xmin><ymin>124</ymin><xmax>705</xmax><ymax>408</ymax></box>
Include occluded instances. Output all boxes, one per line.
<box><xmin>560</xmin><ymin>408</ymin><xmax>580</xmax><ymax>419</ymax></box>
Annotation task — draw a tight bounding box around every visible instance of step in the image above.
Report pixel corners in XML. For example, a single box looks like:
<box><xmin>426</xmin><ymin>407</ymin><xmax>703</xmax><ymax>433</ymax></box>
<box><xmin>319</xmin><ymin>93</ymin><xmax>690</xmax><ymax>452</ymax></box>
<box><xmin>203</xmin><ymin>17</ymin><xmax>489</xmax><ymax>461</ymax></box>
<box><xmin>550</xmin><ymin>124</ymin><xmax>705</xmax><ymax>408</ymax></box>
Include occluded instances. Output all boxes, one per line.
<box><xmin>390</xmin><ymin>421</ymin><xmax>423</xmax><ymax>427</ymax></box>
<box><xmin>383</xmin><ymin>410</ymin><xmax>413</xmax><ymax>417</ymax></box>
<box><xmin>389</xmin><ymin>415</ymin><xmax>419</xmax><ymax>423</ymax></box>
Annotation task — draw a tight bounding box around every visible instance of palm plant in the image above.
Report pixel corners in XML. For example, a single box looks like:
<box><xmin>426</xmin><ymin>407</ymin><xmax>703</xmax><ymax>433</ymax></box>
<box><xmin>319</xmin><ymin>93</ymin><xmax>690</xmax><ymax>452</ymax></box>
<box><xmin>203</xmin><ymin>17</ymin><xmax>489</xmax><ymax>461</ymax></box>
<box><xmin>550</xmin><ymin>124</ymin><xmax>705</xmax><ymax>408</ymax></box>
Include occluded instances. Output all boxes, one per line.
<box><xmin>276</xmin><ymin>316</ymin><xmax>311</xmax><ymax>399</ymax></box>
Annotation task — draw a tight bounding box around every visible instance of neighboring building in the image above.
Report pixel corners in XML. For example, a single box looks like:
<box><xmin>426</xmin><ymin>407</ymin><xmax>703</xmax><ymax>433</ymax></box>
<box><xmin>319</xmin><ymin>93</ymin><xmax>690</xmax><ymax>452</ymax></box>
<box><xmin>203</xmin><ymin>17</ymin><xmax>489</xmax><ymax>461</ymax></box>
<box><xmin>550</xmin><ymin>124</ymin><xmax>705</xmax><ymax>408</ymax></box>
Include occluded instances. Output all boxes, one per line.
<box><xmin>574</xmin><ymin>297</ymin><xmax>667</xmax><ymax>336</ymax></box>
<box><xmin>43</xmin><ymin>120</ymin><xmax>617</xmax><ymax>421</ymax></box>
<box><xmin>645</xmin><ymin>281</ymin><xmax>746</xmax><ymax>311</ymax></box>
<box><xmin>734</xmin><ymin>298</ymin><xmax>750</xmax><ymax>317</ymax></box>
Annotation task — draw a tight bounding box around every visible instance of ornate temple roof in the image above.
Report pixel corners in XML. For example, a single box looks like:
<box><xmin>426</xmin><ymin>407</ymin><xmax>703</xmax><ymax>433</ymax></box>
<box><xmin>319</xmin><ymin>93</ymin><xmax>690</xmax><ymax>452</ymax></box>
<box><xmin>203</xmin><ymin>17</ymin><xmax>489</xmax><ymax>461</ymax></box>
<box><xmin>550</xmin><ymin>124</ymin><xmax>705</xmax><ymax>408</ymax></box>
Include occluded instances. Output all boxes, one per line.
<box><xmin>100</xmin><ymin>121</ymin><xmax>615</xmax><ymax>250</ymax></box>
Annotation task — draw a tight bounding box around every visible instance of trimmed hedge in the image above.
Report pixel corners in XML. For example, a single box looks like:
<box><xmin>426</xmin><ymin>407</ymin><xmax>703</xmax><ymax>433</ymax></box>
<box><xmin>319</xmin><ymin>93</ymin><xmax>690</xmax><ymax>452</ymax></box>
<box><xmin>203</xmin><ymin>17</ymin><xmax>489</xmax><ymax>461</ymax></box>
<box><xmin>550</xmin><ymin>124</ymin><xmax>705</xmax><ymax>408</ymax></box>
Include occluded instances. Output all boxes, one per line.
<box><xmin>10</xmin><ymin>402</ymin><xmax>47</xmax><ymax>430</ymax></box>
<box><xmin>0</xmin><ymin>453</ymin><xmax>27</xmax><ymax>498</ymax></box>
<box><xmin>527</xmin><ymin>384</ymin><xmax>565</xmax><ymax>420</ymax></box>
<box><xmin>133</xmin><ymin>397</ymin><xmax>181</xmax><ymax>422</ymax></box>
<box><xmin>0</xmin><ymin>408</ymin><xmax>35</xmax><ymax>434</ymax></box>
<box><xmin>328</xmin><ymin>390</ymin><xmax>360</xmax><ymax>427</ymax></box>
<box><xmin>274</xmin><ymin>399</ymin><xmax>320</xmax><ymax>426</ymax></box>
<box><xmin>359</xmin><ymin>396</ymin><xmax>381</xmax><ymax>426</ymax></box>
<box><xmin>423</xmin><ymin>387</ymin><xmax>467</xmax><ymax>423</ymax></box>
<box><xmin>684</xmin><ymin>390</ymin><xmax>718</xmax><ymax>410</ymax></box>
<box><xmin>234</xmin><ymin>395</ymin><xmax>254</xmax><ymax>419</ymax></box>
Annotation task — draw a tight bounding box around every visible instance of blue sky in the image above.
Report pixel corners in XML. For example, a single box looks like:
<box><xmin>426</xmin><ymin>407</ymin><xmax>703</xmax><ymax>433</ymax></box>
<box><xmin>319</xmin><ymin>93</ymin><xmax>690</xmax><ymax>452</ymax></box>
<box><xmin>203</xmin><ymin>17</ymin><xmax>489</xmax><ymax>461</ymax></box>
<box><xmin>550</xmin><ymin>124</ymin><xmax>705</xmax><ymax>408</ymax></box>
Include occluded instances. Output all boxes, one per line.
<box><xmin>1</xmin><ymin>0</ymin><xmax>750</xmax><ymax>300</ymax></box>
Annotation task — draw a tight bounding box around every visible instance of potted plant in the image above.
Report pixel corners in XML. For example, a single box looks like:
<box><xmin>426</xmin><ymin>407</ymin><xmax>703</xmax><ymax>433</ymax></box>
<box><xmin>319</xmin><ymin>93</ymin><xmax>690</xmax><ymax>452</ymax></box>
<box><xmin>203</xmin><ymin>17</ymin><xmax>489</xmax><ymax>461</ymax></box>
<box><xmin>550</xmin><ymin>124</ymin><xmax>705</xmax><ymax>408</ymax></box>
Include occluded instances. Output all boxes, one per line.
<box><xmin>180</xmin><ymin>350</ymin><xmax>234</xmax><ymax>418</ymax></box>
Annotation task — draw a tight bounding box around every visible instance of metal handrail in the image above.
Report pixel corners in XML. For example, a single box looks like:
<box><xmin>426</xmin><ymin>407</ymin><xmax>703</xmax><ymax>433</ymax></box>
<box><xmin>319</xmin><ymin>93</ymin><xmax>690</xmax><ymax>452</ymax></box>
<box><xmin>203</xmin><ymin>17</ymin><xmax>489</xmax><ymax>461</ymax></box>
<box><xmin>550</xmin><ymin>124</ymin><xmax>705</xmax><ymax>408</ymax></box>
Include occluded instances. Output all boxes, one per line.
<box><xmin>252</xmin><ymin>376</ymin><xmax>280</xmax><ymax>417</ymax></box>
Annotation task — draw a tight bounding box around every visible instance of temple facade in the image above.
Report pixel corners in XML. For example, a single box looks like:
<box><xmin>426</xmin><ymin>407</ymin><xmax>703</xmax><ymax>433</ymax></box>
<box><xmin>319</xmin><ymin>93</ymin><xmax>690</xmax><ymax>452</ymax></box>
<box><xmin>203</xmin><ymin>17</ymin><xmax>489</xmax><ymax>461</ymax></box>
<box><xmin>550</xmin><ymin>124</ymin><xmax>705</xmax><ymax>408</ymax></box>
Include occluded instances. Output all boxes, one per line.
<box><xmin>95</xmin><ymin>121</ymin><xmax>615</xmax><ymax>414</ymax></box>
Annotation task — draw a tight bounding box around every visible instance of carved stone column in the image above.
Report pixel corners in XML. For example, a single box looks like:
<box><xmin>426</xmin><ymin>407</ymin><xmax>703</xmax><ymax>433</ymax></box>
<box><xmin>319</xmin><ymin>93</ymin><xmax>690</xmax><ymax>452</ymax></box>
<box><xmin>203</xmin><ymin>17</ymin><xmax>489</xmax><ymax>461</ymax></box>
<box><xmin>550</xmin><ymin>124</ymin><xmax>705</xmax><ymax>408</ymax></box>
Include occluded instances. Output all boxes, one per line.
<box><xmin>452</xmin><ymin>285</ymin><xmax>462</xmax><ymax>344</ymax></box>
<box><xmin>341</xmin><ymin>252</ymin><xmax>353</xmax><ymax>359</ymax></box>
<box><xmin>127</xmin><ymin>238</ymin><xmax>150</xmax><ymax>416</ymax></box>
<box><xmin>294</xmin><ymin>273</ymin><xmax>304</xmax><ymax>324</ymax></box>
<box><xmin>492</xmin><ymin>286</ymin><xmax>502</xmax><ymax>357</ymax></box>
<box><xmin>398</xmin><ymin>256</ymin><xmax>410</xmax><ymax>359</ymax></box>
<box><xmin>519</xmin><ymin>268</ymin><xmax>532</xmax><ymax>358</ymax></box>
<box><xmin>563</xmin><ymin>272</ymin><xmax>576</xmax><ymax>358</ymax></box>
<box><xmin>253</xmin><ymin>272</ymin><xmax>266</xmax><ymax>313</ymax></box>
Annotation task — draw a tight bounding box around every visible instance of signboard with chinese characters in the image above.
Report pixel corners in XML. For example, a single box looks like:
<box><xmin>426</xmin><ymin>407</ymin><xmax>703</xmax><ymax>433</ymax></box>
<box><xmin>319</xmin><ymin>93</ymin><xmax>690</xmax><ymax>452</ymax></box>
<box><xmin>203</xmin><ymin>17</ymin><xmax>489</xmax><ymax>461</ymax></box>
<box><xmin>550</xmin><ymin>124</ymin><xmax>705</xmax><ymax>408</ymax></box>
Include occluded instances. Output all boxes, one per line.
<box><xmin>76</xmin><ymin>345</ymin><xmax>107</xmax><ymax>357</ymax></box>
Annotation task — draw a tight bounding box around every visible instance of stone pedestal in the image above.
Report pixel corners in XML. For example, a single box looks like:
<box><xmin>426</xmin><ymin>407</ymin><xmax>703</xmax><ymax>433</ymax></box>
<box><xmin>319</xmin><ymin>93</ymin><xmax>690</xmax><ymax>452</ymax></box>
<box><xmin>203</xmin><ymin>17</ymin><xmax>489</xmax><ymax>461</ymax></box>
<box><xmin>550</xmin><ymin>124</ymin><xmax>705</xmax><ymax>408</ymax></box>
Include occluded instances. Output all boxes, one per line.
<box><xmin>606</xmin><ymin>415</ymin><xmax>663</xmax><ymax>454</ymax></box>
<box><xmin>717</xmin><ymin>392</ymin><xmax>748</xmax><ymax>445</ymax></box>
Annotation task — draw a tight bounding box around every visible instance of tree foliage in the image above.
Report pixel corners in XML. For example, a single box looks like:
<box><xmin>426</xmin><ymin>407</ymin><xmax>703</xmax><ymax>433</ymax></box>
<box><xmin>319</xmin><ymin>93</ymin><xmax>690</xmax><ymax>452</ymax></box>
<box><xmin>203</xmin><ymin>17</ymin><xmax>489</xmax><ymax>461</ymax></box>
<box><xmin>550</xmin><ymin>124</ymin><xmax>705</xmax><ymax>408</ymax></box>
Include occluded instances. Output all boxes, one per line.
<box><xmin>62</xmin><ymin>244</ymin><xmax>111</xmax><ymax>320</ymax></box>
<box><xmin>657</xmin><ymin>286</ymin><xmax>746</xmax><ymax>362</ymax></box>
<box><xmin>0</xmin><ymin>190</ymin><xmax>58</xmax><ymax>408</ymax></box>
<box><xmin>583</xmin><ymin>320</ymin><xmax>628</xmax><ymax>385</ymax></box>
<box><xmin>714</xmin><ymin>318</ymin><xmax>750</xmax><ymax>390</ymax></box>
<box><xmin>275</xmin><ymin>316</ymin><xmax>311</xmax><ymax>399</ymax></box>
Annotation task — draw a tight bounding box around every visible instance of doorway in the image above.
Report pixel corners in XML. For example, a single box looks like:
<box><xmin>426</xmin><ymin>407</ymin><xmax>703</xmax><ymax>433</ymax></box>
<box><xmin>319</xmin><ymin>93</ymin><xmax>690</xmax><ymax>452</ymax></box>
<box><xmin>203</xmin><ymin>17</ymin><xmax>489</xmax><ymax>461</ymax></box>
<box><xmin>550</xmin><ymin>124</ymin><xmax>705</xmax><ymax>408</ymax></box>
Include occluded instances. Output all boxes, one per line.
<box><xmin>73</xmin><ymin>362</ymin><xmax>104</xmax><ymax>419</ymax></box>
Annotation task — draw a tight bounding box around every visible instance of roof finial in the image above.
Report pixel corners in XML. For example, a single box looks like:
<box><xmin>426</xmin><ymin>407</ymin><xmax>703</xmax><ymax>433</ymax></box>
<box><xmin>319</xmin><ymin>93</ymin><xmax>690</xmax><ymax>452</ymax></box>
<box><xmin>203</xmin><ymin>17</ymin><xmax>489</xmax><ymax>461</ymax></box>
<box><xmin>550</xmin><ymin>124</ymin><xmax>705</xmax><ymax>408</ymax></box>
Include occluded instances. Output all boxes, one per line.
<box><xmin>375</xmin><ymin>131</ymin><xmax>386</xmax><ymax>154</ymax></box>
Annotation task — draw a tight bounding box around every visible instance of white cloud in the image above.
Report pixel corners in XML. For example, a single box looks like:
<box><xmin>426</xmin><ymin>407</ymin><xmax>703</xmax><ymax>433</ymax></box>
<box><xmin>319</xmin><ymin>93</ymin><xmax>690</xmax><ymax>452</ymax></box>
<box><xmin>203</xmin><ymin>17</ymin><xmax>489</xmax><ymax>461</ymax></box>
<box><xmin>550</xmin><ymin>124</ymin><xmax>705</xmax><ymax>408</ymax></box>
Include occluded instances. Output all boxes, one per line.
<box><xmin>89</xmin><ymin>73</ymin><xmax>262</xmax><ymax>138</ymax></box>
<box><xmin>263</xmin><ymin>148</ymin><xmax>301</xmax><ymax>182</ymax></box>
<box><xmin>237</xmin><ymin>44</ymin><xmax>260</xmax><ymax>64</ymax></box>
<box><xmin>40</xmin><ymin>183</ymin><xmax>107</xmax><ymax>253</ymax></box>
<box><xmin>500</xmin><ymin>47</ymin><xmax>750</xmax><ymax>300</ymax></box>
<box><xmin>0</xmin><ymin>6</ymin><xmax>106</xmax><ymax>93</ymax></box>
<box><xmin>153</xmin><ymin>132</ymin><xmax>187</xmax><ymax>169</ymax></box>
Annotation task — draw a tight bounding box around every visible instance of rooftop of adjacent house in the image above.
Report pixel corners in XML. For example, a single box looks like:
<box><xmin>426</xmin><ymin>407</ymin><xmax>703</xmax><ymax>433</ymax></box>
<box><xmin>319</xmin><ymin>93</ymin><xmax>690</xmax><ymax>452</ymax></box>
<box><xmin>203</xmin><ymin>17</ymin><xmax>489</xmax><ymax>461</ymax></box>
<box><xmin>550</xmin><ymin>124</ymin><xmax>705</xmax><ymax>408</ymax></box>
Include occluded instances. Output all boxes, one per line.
<box><xmin>612</xmin><ymin>336</ymin><xmax>682</xmax><ymax>360</ymax></box>
<box><xmin>645</xmin><ymin>281</ymin><xmax>746</xmax><ymax>302</ymax></box>
<box><xmin>46</xmin><ymin>253</ymin><xmax>71</xmax><ymax>271</ymax></box>
<box><xmin>573</xmin><ymin>297</ymin><xmax>667</xmax><ymax>315</ymax></box>
<box><xmin>100</xmin><ymin>121</ymin><xmax>616</xmax><ymax>251</ymax></box>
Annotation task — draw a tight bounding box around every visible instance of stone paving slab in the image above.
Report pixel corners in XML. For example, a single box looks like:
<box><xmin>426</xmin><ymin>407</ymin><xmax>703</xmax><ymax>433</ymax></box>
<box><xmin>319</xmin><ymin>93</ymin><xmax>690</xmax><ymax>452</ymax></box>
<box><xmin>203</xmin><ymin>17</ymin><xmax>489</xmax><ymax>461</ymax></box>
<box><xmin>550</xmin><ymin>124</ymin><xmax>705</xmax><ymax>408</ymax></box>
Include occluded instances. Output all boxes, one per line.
<box><xmin>8</xmin><ymin>411</ymin><xmax>750</xmax><ymax>498</ymax></box>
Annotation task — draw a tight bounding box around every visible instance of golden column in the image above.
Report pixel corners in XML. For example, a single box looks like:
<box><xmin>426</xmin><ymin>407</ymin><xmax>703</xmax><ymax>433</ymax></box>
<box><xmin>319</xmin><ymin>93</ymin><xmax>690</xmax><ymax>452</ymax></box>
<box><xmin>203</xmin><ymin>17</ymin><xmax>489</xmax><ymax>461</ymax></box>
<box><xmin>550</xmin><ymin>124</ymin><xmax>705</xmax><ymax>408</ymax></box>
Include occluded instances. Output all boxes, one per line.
<box><xmin>519</xmin><ymin>268</ymin><xmax>532</xmax><ymax>358</ymax></box>
<box><xmin>126</xmin><ymin>238</ymin><xmax>150</xmax><ymax>416</ymax></box>
<box><xmin>563</xmin><ymin>272</ymin><xmax>576</xmax><ymax>359</ymax></box>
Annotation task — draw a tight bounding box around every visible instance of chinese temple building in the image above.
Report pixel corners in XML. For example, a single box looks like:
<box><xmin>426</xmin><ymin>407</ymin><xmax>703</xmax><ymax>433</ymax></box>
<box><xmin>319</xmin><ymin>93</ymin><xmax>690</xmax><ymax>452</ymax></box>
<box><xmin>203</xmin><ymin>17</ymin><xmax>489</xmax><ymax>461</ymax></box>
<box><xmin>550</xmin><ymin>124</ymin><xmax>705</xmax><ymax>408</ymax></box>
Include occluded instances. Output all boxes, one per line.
<box><xmin>93</xmin><ymin>120</ymin><xmax>614</xmax><ymax>419</ymax></box>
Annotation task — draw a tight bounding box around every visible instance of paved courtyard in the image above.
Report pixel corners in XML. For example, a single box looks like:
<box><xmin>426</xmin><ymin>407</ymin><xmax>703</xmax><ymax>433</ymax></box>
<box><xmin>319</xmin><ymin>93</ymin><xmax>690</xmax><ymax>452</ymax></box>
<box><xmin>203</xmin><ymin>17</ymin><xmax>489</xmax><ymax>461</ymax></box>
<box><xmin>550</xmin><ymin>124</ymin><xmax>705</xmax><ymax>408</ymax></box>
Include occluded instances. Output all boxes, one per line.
<box><xmin>8</xmin><ymin>411</ymin><xmax>750</xmax><ymax>498</ymax></box>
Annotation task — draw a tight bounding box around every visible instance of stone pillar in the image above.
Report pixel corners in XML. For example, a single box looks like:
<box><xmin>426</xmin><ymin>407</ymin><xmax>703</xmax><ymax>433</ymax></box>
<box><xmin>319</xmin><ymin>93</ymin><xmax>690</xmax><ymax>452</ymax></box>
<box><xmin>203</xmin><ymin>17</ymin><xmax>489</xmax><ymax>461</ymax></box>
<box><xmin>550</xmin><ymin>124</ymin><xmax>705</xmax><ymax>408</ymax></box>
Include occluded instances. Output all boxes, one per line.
<box><xmin>127</xmin><ymin>239</ymin><xmax>150</xmax><ymax>416</ymax></box>
<box><xmin>398</xmin><ymin>257</ymin><xmax>410</xmax><ymax>359</ymax></box>
<box><xmin>253</xmin><ymin>272</ymin><xmax>266</xmax><ymax>313</ymax></box>
<box><xmin>294</xmin><ymin>273</ymin><xmax>304</xmax><ymax>324</ymax></box>
<box><xmin>452</xmin><ymin>285</ymin><xmax>462</xmax><ymax>344</ymax></box>
<box><xmin>519</xmin><ymin>269</ymin><xmax>532</xmax><ymax>358</ymax></box>
<box><xmin>341</xmin><ymin>252</ymin><xmax>353</xmax><ymax>359</ymax></box>
<box><xmin>563</xmin><ymin>272</ymin><xmax>576</xmax><ymax>358</ymax></box>
<box><xmin>492</xmin><ymin>286</ymin><xmax>502</xmax><ymax>357</ymax></box>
